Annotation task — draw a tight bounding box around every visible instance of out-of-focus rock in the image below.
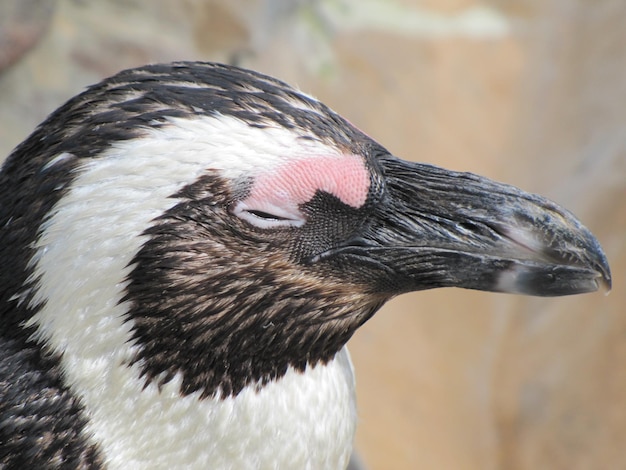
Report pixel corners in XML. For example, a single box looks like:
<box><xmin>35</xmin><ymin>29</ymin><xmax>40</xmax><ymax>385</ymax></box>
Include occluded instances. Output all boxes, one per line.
<box><xmin>0</xmin><ymin>0</ymin><xmax>55</xmax><ymax>74</ymax></box>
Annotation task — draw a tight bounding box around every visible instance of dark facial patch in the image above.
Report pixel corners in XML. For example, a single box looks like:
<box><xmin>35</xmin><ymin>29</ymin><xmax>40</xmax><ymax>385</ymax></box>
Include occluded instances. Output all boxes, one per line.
<box><xmin>123</xmin><ymin>172</ymin><xmax>385</xmax><ymax>399</ymax></box>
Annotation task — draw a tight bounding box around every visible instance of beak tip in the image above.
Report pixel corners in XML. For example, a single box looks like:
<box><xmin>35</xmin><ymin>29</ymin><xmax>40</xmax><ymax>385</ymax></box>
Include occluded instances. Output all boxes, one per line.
<box><xmin>597</xmin><ymin>262</ymin><xmax>612</xmax><ymax>294</ymax></box>
<box><xmin>586</xmin><ymin>236</ymin><xmax>612</xmax><ymax>294</ymax></box>
<box><xmin>493</xmin><ymin>242</ymin><xmax>612</xmax><ymax>298</ymax></box>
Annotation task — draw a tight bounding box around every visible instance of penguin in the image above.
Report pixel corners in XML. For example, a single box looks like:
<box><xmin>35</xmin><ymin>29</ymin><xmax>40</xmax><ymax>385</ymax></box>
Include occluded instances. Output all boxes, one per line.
<box><xmin>0</xmin><ymin>62</ymin><xmax>611</xmax><ymax>469</ymax></box>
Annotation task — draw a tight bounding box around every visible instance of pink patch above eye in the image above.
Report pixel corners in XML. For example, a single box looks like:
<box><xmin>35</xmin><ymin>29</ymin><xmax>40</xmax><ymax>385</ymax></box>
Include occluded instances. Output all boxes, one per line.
<box><xmin>249</xmin><ymin>154</ymin><xmax>370</xmax><ymax>214</ymax></box>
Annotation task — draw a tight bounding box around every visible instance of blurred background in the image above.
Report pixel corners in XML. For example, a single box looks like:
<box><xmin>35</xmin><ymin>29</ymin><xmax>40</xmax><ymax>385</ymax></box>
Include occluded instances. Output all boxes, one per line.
<box><xmin>0</xmin><ymin>1</ymin><xmax>623</xmax><ymax>468</ymax></box>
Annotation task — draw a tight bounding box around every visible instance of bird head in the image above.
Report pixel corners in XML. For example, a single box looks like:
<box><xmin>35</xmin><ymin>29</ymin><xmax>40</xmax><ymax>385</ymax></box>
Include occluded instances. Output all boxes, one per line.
<box><xmin>2</xmin><ymin>62</ymin><xmax>611</xmax><ymax>399</ymax></box>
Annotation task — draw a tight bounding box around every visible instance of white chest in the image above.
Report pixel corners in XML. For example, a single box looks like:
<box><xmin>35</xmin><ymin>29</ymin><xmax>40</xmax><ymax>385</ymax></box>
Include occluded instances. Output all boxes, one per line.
<box><xmin>86</xmin><ymin>348</ymin><xmax>357</xmax><ymax>469</ymax></box>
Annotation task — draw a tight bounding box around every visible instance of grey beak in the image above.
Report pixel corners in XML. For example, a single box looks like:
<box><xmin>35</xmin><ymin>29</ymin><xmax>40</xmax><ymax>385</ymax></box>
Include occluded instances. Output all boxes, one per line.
<box><xmin>330</xmin><ymin>155</ymin><xmax>611</xmax><ymax>297</ymax></box>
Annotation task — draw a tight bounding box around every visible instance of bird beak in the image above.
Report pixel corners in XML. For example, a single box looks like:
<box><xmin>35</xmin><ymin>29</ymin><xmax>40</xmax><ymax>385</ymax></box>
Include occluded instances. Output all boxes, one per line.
<box><xmin>327</xmin><ymin>155</ymin><xmax>612</xmax><ymax>297</ymax></box>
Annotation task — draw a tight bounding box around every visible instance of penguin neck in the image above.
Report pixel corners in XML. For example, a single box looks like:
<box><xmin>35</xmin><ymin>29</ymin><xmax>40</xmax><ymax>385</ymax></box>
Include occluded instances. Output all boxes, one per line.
<box><xmin>76</xmin><ymin>347</ymin><xmax>357</xmax><ymax>469</ymax></box>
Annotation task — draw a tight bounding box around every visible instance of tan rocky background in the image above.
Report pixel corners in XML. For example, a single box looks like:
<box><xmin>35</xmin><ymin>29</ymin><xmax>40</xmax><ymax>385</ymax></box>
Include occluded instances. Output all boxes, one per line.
<box><xmin>1</xmin><ymin>1</ymin><xmax>623</xmax><ymax>469</ymax></box>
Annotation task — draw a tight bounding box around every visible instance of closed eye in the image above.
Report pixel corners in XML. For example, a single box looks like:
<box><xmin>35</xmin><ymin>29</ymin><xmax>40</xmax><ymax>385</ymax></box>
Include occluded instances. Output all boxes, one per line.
<box><xmin>245</xmin><ymin>209</ymin><xmax>291</xmax><ymax>222</ymax></box>
<box><xmin>232</xmin><ymin>201</ymin><xmax>306</xmax><ymax>229</ymax></box>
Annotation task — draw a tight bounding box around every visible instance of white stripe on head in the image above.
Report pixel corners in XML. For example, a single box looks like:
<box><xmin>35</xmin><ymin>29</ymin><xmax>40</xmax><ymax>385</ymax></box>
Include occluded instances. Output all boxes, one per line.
<box><xmin>24</xmin><ymin>114</ymin><xmax>358</xmax><ymax>468</ymax></box>
<box><xmin>144</xmin><ymin>114</ymin><xmax>348</xmax><ymax>178</ymax></box>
